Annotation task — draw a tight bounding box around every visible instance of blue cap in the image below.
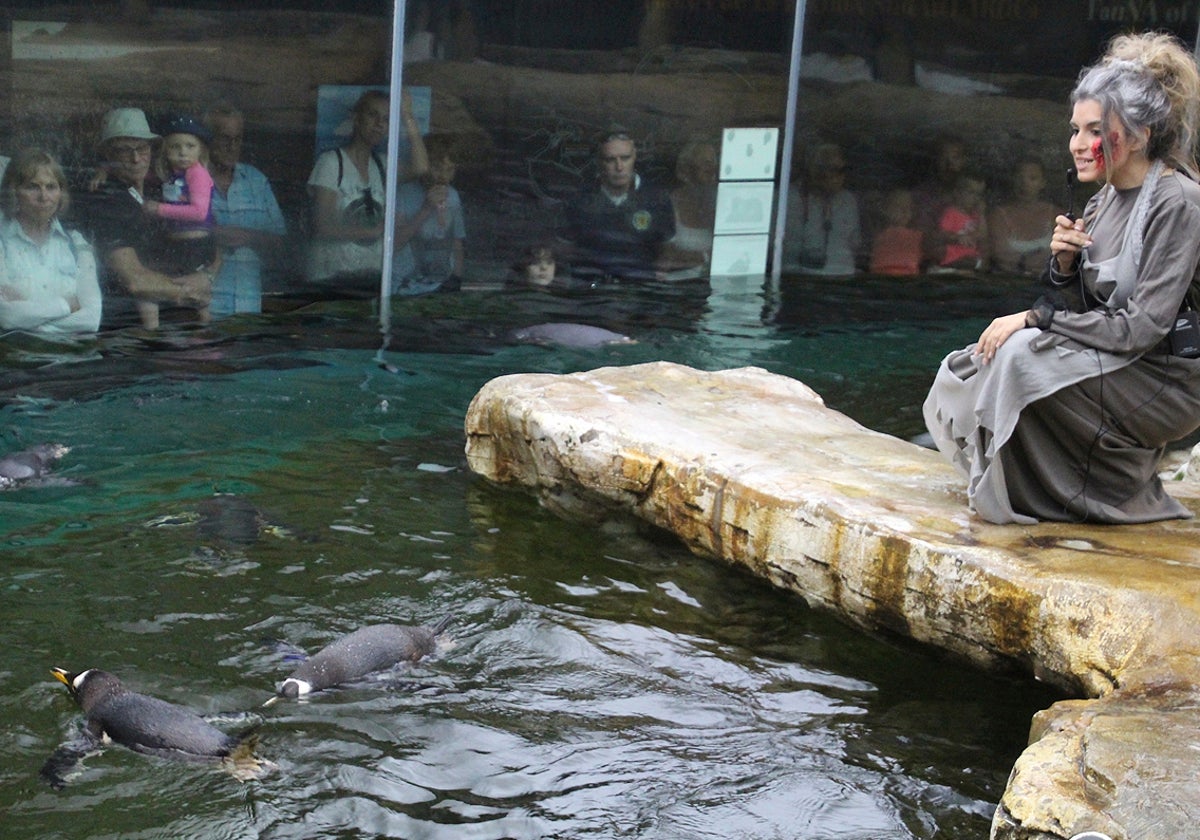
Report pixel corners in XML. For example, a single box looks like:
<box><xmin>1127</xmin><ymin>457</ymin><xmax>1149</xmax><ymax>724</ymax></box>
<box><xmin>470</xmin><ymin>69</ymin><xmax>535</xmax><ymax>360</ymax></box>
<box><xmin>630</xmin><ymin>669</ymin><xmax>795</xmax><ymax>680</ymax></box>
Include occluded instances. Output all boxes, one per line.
<box><xmin>159</xmin><ymin>114</ymin><xmax>211</xmax><ymax>144</ymax></box>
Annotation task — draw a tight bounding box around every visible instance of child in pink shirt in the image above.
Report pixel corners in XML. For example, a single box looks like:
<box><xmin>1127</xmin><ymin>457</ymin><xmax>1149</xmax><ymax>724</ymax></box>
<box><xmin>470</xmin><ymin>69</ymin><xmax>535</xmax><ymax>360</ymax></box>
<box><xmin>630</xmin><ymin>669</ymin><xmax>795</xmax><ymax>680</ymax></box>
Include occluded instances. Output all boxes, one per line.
<box><xmin>141</xmin><ymin>114</ymin><xmax>216</xmax><ymax>323</ymax></box>
<box><xmin>934</xmin><ymin>173</ymin><xmax>987</xmax><ymax>271</ymax></box>
<box><xmin>869</xmin><ymin>188</ymin><xmax>922</xmax><ymax>276</ymax></box>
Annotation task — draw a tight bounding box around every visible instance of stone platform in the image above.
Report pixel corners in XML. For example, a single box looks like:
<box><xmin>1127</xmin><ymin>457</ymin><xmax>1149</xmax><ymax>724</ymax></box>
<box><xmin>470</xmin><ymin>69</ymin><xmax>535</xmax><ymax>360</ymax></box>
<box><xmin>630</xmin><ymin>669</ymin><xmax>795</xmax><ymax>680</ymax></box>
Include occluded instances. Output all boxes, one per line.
<box><xmin>464</xmin><ymin>361</ymin><xmax>1200</xmax><ymax>840</ymax></box>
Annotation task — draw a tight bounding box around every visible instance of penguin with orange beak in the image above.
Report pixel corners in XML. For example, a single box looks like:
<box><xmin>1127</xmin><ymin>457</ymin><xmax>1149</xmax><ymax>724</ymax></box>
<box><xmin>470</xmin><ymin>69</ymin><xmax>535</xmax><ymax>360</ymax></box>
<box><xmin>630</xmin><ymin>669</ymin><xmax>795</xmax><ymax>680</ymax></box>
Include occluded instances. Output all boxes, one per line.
<box><xmin>42</xmin><ymin>667</ymin><xmax>263</xmax><ymax>787</ymax></box>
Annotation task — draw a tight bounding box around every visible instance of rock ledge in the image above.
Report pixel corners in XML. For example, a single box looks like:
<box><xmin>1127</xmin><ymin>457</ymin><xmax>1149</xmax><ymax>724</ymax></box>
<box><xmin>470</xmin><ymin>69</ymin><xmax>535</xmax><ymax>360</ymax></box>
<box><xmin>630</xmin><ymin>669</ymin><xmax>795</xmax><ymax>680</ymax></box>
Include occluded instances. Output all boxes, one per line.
<box><xmin>464</xmin><ymin>361</ymin><xmax>1200</xmax><ymax>840</ymax></box>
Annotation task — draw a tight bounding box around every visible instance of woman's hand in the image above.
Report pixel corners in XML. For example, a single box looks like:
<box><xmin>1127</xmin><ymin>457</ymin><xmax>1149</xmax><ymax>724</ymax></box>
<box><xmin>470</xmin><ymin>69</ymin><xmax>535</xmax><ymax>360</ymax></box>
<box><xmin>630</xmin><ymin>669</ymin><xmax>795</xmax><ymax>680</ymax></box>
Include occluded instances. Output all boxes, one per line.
<box><xmin>975</xmin><ymin>311</ymin><xmax>1030</xmax><ymax>365</ymax></box>
<box><xmin>1050</xmin><ymin>213</ymin><xmax>1090</xmax><ymax>273</ymax></box>
<box><xmin>142</xmin><ymin>199</ymin><xmax>159</xmax><ymax>216</ymax></box>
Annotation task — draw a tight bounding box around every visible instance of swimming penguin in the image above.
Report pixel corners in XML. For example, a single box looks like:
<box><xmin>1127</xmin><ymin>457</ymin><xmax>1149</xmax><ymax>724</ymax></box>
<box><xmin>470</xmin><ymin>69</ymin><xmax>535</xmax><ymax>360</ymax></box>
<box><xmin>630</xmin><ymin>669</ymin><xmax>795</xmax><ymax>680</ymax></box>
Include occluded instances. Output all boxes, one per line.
<box><xmin>143</xmin><ymin>493</ymin><xmax>308</xmax><ymax>565</ymax></box>
<box><xmin>42</xmin><ymin>667</ymin><xmax>265</xmax><ymax>787</ymax></box>
<box><xmin>277</xmin><ymin>615</ymin><xmax>453</xmax><ymax>699</ymax></box>
<box><xmin>508</xmin><ymin>322</ymin><xmax>635</xmax><ymax>348</ymax></box>
<box><xmin>0</xmin><ymin>443</ymin><xmax>70</xmax><ymax>489</ymax></box>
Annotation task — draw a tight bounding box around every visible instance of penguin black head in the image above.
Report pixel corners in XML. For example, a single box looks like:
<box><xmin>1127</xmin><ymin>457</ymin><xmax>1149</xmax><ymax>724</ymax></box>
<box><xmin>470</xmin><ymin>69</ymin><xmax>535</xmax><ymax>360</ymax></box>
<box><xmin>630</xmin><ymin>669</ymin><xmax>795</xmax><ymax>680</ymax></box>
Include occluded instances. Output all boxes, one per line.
<box><xmin>277</xmin><ymin>678</ymin><xmax>310</xmax><ymax>699</ymax></box>
<box><xmin>51</xmin><ymin>667</ymin><xmax>123</xmax><ymax>712</ymax></box>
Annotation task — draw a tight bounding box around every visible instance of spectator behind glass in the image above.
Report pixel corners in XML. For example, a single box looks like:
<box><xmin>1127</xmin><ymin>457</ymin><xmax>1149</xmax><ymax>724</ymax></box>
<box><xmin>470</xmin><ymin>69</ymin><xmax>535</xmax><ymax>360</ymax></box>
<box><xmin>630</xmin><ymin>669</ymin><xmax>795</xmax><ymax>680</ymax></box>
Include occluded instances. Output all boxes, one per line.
<box><xmin>561</xmin><ymin>127</ymin><xmax>676</xmax><ymax>282</ymax></box>
<box><xmin>783</xmin><ymin>142</ymin><xmax>861</xmax><ymax>275</ymax></box>
<box><xmin>869</xmin><ymin>188</ymin><xmax>922</xmax><ymax>276</ymax></box>
<box><xmin>306</xmin><ymin>90</ymin><xmax>429</xmax><ymax>286</ymax></box>
<box><xmin>392</xmin><ymin>134</ymin><xmax>466</xmax><ymax>294</ymax></box>
<box><xmin>932</xmin><ymin>172</ymin><xmax>988</xmax><ymax>272</ymax></box>
<box><xmin>509</xmin><ymin>240</ymin><xmax>566</xmax><ymax>288</ymax></box>
<box><xmin>205</xmin><ymin>104</ymin><xmax>287</xmax><ymax>316</ymax></box>
<box><xmin>988</xmin><ymin>158</ymin><xmax>1056</xmax><ymax>275</ymax></box>
<box><xmin>138</xmin><ymin>114</ymin><xmax>215</xmax><ymax>326</ymax></box>
<box><xmin>660</xmin><ymin>138</ymin><xmax>718</xmax><ymax>279</ymax></box>
<box><xmin>74</xmin><ymin>107</ymin><xmax>212</xmax><ymax>329</ymax></box>
<box><xmin>0</xmin><ymin>148</ymin><xmax>101</xmax><ymax>336</ymax></box>
<box><xmin>911</xmin><ymin>134</ymin><xmax>965</xmax><ymax>259</ymax></box>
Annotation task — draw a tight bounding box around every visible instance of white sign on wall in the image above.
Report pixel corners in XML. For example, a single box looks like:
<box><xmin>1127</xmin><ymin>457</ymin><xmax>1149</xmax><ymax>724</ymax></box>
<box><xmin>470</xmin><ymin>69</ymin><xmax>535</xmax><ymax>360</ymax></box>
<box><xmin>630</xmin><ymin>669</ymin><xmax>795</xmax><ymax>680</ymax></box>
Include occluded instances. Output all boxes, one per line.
<box><xmin>710</xmin><ymin>234</ymin><xmax>770</xmax><ymax>277</ymax></box>
<box><xmin>713</xmin><ymin>181</ymin><xmax>775</xmax><ymax>236</ymax></box>
<box><xmin>710</xmin><ymin>128</ymin><xmax>779</xmax><ymax>278</ymax></box>
<box><xmin>718</xmin><ymin>127</ymin><xmax>779</xmax><ymax>181</ymax></box>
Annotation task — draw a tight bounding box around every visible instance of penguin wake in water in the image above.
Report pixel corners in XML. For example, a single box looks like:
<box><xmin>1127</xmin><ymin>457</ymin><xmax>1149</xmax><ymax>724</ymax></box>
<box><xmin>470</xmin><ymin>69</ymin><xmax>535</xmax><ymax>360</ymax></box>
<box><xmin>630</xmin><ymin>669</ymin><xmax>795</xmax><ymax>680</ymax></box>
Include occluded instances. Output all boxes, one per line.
<box><xmin>41</xmin><ymin>667</ymin><xmax>271</xmax><ymax>788</ymax></box>
<box><xmin>274</xmin><ymin>615</ymin><xmax>453</xmax><ymax>700</ymax></box>
<box><xmin>0</xmin><ymin>443</ymin><xmax>71</xmax><ymax>490</ymax></box>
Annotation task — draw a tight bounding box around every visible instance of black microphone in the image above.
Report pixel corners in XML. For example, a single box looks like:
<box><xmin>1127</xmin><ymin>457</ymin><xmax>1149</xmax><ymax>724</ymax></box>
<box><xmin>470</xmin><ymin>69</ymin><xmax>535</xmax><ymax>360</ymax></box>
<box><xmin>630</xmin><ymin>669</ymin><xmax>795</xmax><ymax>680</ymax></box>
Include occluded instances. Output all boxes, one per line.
<box><xmin>1065</xmin><ymin>167</ymin><xmax>1077</xmax><ymax>222</ymax></box>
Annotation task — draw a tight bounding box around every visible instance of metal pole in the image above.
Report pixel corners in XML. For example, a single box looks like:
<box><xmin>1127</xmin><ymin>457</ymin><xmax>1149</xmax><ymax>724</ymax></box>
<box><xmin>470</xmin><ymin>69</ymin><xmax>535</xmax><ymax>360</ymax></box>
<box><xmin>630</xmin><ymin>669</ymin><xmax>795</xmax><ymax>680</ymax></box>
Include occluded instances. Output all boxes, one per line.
<box><xmin>771</xmin><ymin>0</ymin><xmax>807</xmax><ymax>283</ymax></box>
<box><xmin>380</xmin><ymin>0</ymin><xmax>409</xmax><ymax>328</ymax></box>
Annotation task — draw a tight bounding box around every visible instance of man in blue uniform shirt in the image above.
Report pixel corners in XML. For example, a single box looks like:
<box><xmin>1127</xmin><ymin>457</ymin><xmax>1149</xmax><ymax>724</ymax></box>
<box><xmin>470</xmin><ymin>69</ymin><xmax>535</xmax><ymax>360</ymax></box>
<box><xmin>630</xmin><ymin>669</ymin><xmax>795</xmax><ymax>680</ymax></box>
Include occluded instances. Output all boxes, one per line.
<box><xmin>562</xmin><ymin>128</ymin><xmax>675</xmax><ymax>282</ymax></box>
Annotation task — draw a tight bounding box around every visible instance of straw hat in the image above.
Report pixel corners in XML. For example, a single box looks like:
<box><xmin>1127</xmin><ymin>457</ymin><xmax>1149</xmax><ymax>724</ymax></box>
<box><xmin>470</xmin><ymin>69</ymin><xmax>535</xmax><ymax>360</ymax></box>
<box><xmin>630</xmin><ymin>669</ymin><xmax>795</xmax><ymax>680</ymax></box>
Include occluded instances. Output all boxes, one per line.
<box><xmin>99</xmin><ymin>108</ymin><xmax>159</xmax><ymax>144</ymax></box>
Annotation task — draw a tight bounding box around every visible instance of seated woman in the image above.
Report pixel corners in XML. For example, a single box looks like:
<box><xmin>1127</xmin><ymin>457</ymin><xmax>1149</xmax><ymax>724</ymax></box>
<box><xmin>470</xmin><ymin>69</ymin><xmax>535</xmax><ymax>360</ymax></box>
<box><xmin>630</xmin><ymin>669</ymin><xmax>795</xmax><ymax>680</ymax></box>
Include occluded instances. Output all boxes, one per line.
<box><xmin>783</xmin><ymin>142</ymin><xmax>861</xmax><ymax>275</ymax></box>
<box><xmin>0</xmin><ymin>148</ymin><xmax>101</xmax><ymax>336</ymax></box>
<box><xmin>660</xmin><ymin>138</ymin><xmax>718</xmax><ymax>279</ymax></box>
<box><xmin>988</xmin><ymin>158</ymin><xmax>1057</xmax><ymax>275</ymax></box>
<box><xmin>924</xmin><ymin>32</ymin><xmax>1200</xmax><ymax>524</ymax></box>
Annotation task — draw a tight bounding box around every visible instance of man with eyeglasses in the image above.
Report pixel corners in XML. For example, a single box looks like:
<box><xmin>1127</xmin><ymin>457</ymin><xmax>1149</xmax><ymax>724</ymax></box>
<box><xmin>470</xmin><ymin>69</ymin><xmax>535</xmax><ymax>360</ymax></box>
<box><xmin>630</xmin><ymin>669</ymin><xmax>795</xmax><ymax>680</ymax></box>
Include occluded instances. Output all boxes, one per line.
<box><xmin>561</xmin><ymin>127</ymin><xmax>675</xmax><ymax>282</ymax></box>
<box><xmin>75</xmin><ymin>107</ymin><xmax>213</xmax><ymax>328</ymax></box>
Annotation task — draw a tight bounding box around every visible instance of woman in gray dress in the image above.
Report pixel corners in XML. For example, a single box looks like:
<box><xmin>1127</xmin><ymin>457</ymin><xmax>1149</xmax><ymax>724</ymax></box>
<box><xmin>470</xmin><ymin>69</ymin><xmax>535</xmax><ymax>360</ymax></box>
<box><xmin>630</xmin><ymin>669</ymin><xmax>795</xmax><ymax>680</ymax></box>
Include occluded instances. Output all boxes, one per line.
<box><xmin>924</xmin><ymin>32</ymin><xmax>1200</xmax><ymax>524</ymax></box>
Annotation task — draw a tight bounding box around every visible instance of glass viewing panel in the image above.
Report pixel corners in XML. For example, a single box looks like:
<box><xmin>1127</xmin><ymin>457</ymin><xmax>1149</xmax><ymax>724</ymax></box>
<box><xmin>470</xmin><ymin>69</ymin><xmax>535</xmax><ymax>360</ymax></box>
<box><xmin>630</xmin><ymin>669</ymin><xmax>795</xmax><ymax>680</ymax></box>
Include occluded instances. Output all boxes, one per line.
<box><xmin>788</xmin><ymin>1</ymin><xmax>1199</xmax><ymax>281</ymax></box>
<box><xmin>0</xmin><ymin>1</ymin><xmax>1196</xmax><ymax>325</ymax></box>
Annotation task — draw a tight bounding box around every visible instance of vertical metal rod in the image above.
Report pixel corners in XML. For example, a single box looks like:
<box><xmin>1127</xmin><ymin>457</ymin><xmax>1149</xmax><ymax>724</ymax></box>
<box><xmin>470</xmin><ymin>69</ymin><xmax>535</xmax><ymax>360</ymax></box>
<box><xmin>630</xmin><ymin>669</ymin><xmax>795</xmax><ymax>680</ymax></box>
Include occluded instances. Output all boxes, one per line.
<box><xmin>380</xmin><ymin>0</ymin><xmax>409</xmax><ymax>328</ymax></box>
<box><xmin>771</xmin><ymin>0</ymin><xmax>807</xmax><ymax>282</ymax></box>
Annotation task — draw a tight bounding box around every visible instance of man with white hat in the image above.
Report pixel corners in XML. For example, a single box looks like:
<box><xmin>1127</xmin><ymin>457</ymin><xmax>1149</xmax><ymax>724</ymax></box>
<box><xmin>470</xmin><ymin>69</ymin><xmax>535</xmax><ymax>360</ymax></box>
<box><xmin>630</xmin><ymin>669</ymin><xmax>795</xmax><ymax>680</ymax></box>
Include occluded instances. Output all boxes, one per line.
<box><xmin>75</xmin><ymin>107</ymin><xmax>213</xmax><ymax>328</ymax></box>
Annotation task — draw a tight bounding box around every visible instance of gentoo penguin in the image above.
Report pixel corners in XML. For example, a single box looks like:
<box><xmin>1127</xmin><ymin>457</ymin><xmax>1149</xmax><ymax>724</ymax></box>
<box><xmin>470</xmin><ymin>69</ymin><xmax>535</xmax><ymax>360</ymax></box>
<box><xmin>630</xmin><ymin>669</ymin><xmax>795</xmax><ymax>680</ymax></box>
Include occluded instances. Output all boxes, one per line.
<box><xmin>277</xmin><ymin>615</ymin><xmax>452</xmax><ymax>699</ymax></box>
<box><xmin>508</xmin><ymin>322</ymin><xmax>635</xmax><ymax>348</ymax></box>
<box><xmin>0</xmin><ymin>443</ymin><xmax>69</xmax><ymax>489</ymax></box>
<box><xmin>42</xmin><ymin>667</ymin><xmax>263</xmax><ymax>787</ymax></box>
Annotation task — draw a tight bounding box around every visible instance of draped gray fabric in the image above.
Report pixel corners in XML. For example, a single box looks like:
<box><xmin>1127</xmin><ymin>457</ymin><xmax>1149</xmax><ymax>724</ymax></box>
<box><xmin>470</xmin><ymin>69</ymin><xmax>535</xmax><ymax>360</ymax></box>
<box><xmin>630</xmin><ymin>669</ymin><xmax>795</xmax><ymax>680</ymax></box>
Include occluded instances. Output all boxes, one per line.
<box><xmin>924</xmin><ymin>164</ymin><xmax>1200</xmax><ymax>524</ymax></box>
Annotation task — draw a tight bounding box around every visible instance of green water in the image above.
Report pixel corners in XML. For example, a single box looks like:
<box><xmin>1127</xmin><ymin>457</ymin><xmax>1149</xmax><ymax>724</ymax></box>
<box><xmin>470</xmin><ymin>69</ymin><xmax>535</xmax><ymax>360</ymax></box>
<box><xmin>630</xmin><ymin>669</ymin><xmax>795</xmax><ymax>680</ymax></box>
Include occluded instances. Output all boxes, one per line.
<box><xmin>0</xmin><ymin>275</ymin><xmax>1059</xmax><ymax>838</ymax></box>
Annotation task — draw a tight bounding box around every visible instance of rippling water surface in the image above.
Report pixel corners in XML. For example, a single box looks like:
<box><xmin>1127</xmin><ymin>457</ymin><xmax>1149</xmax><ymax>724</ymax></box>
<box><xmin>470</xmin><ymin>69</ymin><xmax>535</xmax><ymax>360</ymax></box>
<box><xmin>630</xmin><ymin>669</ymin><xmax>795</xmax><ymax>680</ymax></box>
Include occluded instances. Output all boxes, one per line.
<box><xmin>1</xmin><ymin>275</ymin><xmax>1060</xmax><ymax>838</ymax></box>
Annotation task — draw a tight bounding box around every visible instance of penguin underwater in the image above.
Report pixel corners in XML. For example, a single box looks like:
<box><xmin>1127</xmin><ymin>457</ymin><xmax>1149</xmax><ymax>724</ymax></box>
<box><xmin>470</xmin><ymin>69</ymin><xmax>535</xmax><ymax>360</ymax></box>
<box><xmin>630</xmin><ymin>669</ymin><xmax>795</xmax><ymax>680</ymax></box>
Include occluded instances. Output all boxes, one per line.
<box><xmin>0</xmin><ymin>443</ymin><xmax>70</xmax><ymax>489</ymax></box>
<box><xmin>42</xmin><ymin>667</ymin><xmax>267</xmax><ymax>787</ymax></box>
<box><xmin>276</xmin><ymin>615</ymin><xmax>453</xmax><ymax>699</ymax></box>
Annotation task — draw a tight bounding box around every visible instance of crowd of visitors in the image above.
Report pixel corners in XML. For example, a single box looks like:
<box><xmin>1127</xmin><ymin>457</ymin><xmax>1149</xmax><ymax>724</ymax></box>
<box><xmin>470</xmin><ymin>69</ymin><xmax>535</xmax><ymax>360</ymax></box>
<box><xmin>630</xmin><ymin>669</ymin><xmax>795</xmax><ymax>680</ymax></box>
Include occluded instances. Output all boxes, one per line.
<box><xmin>0</xmin><ymin>84</ymin><xmax>1099</xmax><ymax>340</ymax></box>
<box><xmin>781</xmin><ymin>135</ymin><xmax>1063</xmax><ymax>278</ymax></box>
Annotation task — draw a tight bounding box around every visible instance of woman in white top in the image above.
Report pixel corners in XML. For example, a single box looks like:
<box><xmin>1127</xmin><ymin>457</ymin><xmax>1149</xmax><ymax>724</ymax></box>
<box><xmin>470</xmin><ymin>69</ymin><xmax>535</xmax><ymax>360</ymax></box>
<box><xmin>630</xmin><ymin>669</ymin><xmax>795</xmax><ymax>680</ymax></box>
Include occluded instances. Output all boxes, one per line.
<box><xmin>0</xmin><ymin>148</ymin><xmax>101</xmax><ymax>336</ymax></box>
<box><xmin>783</xmin><ymin>142</ymin><xmax>861</xmax><ymax>276</ymax></box>
<box><xmin>661</xmin><ymin>138</ymin><xmax>718</xmax><ymax>279</ymax></box>
<box><xmin>988</xmin><ymin>158</ymin><xmax>1057</xmax><ymax>275</ymax></box>
<box><xmin>306</xmin><ymin>90</ymin><xmax>428</xmax><ymax>283</ymax></box>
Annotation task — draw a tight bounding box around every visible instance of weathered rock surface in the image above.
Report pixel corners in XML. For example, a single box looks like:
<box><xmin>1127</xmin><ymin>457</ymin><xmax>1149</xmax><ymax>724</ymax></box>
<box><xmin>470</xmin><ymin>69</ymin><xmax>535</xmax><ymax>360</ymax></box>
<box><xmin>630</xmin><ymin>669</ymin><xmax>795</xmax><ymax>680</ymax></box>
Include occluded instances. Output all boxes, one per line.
<box><xmin>464</xmin><ymin>361</ymin><xmax>1200</xmax><ymax>840</ymax></box>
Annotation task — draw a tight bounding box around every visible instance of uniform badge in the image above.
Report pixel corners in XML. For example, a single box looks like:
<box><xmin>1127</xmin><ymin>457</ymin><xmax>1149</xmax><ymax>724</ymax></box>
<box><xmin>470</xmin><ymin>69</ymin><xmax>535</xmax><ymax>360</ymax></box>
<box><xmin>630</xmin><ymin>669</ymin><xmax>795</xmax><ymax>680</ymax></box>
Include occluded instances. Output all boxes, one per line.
<box><xmin>631</xmin><ymin>210</ymin><xmax>652</xmax><ymax>231</ymax></box>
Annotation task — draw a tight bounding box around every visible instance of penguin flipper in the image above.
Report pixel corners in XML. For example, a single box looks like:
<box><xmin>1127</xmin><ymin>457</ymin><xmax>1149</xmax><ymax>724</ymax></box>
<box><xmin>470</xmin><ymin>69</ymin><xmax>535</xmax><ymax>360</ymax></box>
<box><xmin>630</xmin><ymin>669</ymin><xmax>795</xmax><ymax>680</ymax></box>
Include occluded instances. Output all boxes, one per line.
<box><xmin>220</xmin><ymin>727</ymin><xmax>276</xmax><ymax>781</ymax></box>
<box><xmin>40</xmin><ymin>735</ymin><xmax>102</xmax><ymax>790</ymax></box>
<box><xmin>262</xmin><ymin>637</ymin><xmax>308</xmax><ymax>664</ymax></box>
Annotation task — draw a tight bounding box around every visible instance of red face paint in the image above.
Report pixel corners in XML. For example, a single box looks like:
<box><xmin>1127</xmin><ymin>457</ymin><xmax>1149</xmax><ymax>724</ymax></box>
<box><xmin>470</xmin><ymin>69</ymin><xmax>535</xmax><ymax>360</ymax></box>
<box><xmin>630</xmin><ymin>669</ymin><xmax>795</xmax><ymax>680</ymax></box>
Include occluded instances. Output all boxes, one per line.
<box><xmin>1091</xmin><ymin>138</ymin><xmax>1105</xmax><ymax>172</ymax></box>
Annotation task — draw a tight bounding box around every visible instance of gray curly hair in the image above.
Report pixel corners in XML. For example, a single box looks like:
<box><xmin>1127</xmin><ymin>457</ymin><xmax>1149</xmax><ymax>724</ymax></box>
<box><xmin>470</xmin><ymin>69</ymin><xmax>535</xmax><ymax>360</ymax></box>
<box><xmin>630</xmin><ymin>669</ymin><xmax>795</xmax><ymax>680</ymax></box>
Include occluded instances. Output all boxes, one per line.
<box><xmin>1071</xmin><ymin>32</ymin><xmax>1200</xmax><ymax>175</ymax></box>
